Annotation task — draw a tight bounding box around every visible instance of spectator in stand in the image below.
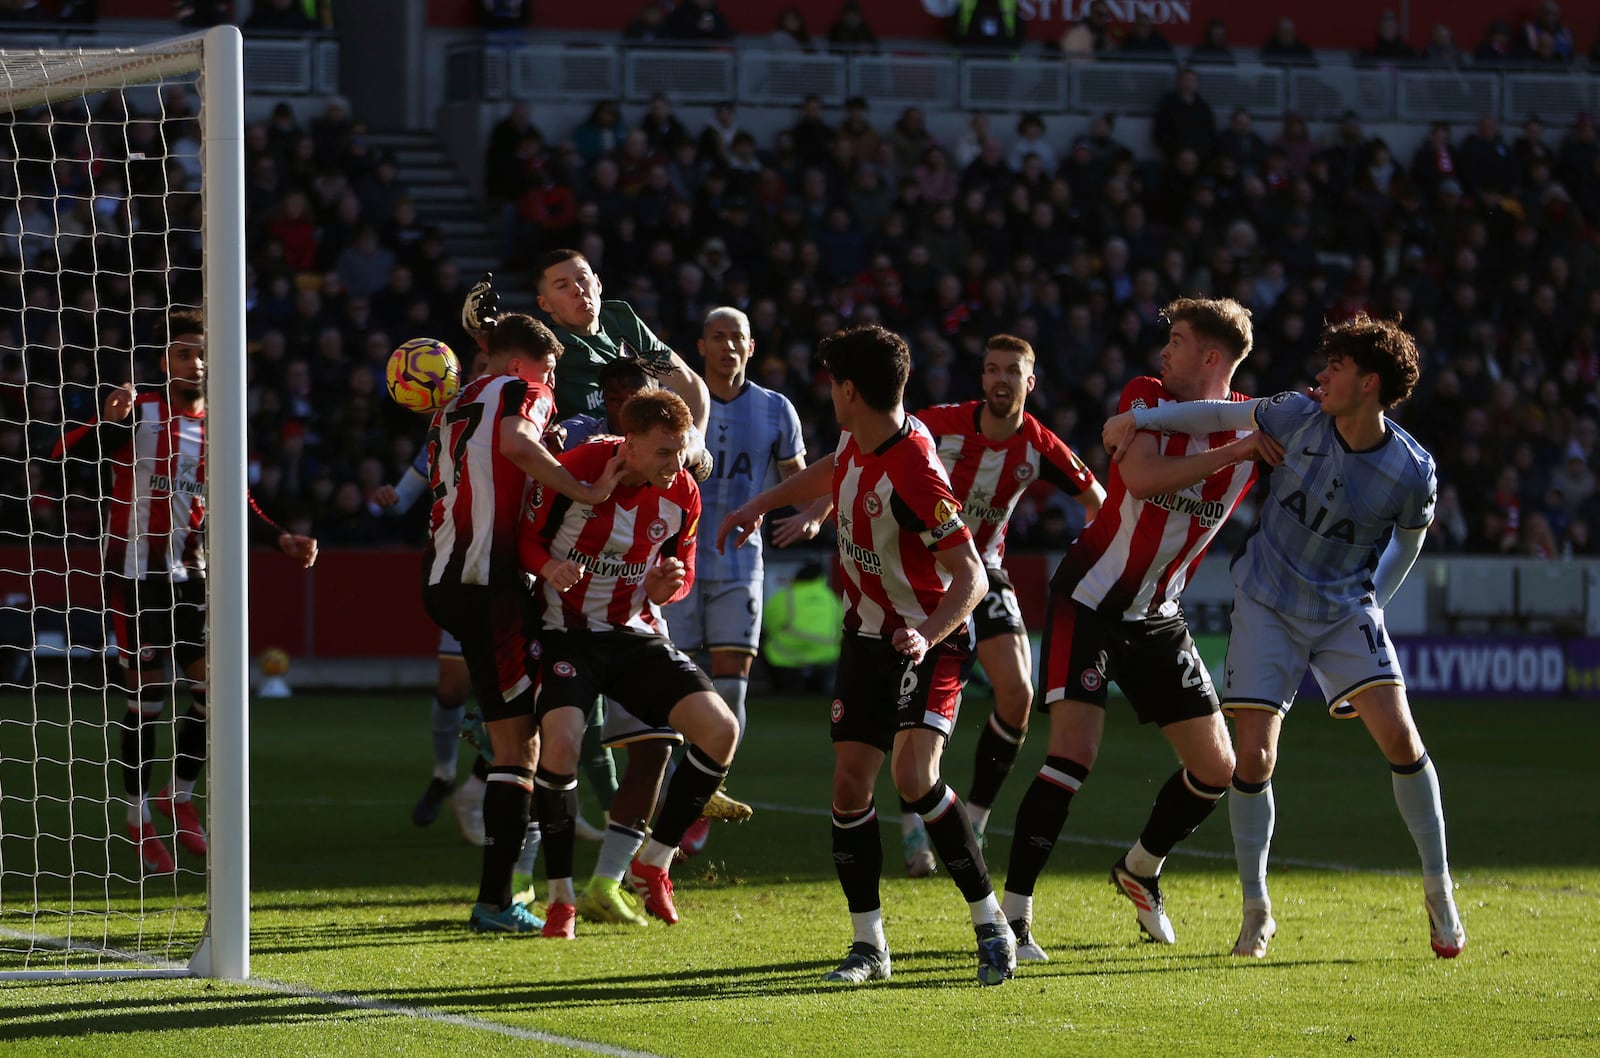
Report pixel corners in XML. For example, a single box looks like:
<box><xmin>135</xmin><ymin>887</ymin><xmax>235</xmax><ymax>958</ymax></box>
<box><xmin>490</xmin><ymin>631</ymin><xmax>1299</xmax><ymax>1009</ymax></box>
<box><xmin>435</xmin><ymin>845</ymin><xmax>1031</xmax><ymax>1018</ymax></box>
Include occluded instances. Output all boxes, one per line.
<box><xmin>336</xmin><ymin>224</ymin><xmax>396</xmax><ymax>299</ymax></box>
<box><xmin>1217</xmin><ymin>107</ymin><xmax>1267</xmax><ymax>175</ymax></box>
<box><xmin>243</xmin><ymin>0</ymin><xmax>316</xmax><ymax>32</ymax></box>
<box><xmin>891</xmin><ymin>107</ymin><xmax>937</xmax><ymax>176</ymax></box>
<box><xmin>1188</xmin><ymin>17</ymin><xmax>1234</xmax><ymax>64</ymax></box>
<box><xmin>1153</xmin><ymin>67</ymin><xmax>1216</xmax><ymax>166</ymax></box>
<box><xmin>826</xmin><ymin>1</ymin><xmax>879</xmax><ymax>54</ymax></box>
<box><xmin>1558</xmin><ymin>112</ymin><xmax>1597</xmax><ymax>191</ymax></box>
<box><xmin>1360</xmin><ymin>10</ymin><xmax>1418</xmax><ymax>63</ymax></box>
<box><xmin>484</xmin><ymin>101</ymin><xmax>538</xmax><ymax>203</ymax></box>
<box><xmin>1119</xmin><ymin>12</ymin><xmax>1174</xmax><ymax>58</ymax></box>
<box><xmin>770</xmin><ymin>7</ymin><xmax>814</xmax><ymax>51</ymax></box>
<box><xmin>952</xmin><ymin>0</ymin><xmax>1023</xmax><ymax>52</ymax></box>
<box><xmin>1524</xmin><ymin>1</ymin><xmax>1574</xmax><ymax>61</ymax></box>
<box><xmin>1261</xmin><ymin>16</ymin><xmax>1315</xmax><ymax>65</ymax></box>
<box><xmin>837</xmin><ymin>97</ymin><xmax>881</xmax><ymax>166</ymax></box>
<box><xmin>639</xmin><ymin>94</ymin><xmax>689</xmax><ymax>156</ymax></box>
<box><xmin>1473</xmin><ymin>20</ymin><xmax>1519</xmax><ymax>65</ymax></box>
<box><xmin>623</xmin><ymin>1</ymin><xmax>667</xmax><ymax>41</ymax></box>
<box><xmin>1008</xmin><ymin>113</ymin><xmax>1057</xmax><ymax>174</ymax></box>
<box><xmin>1410</xmin><ymin>122</ymin><xmax>1458</xmax><ymax>195</ymax></box>
<box><xmin>664</xmin><ymin>0</ymin><xmax>734</xmax><ymax>42</ymax></box>
<box><xmin>571</xmin><ymin>100</ymin><xmax>623</xmax><ymax>164</ymax></box>
<box><xmin>1057</xmin><ymin>0</ymin><xmax>1116</xmax><ymax>56</ymax></box>
<box><xmin>790</xmin><ymin>96</ymin><xmax>837</xmax><ymax>170</ymax></box>
<box><xmin>696</xmin><ymin>102</ymin><xmax>744</xmax><ymax>170</ymax></box>
<box><xmin>1424</xmin><ymin>23</ymin><xmax>1464</xmax><ymax>67</ymax></box>
<box><xmin>1458</xmin><ymin>115</ymin><xmax>1516</xmax><ymax>198</ymax></box>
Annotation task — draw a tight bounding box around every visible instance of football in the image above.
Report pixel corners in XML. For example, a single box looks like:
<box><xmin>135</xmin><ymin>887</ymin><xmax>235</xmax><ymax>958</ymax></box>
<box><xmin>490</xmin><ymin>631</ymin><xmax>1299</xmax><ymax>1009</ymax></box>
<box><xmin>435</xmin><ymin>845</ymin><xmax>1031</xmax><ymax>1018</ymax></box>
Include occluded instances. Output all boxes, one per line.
<box><xmin>258</xmin><ymin>647</ymin><xmax>290</xmax><ymax>677</ymax></box>
<box><xmin>386</xmin><ymin>337</ymin><xmax>461</xmax><ymax>413</ymax></box>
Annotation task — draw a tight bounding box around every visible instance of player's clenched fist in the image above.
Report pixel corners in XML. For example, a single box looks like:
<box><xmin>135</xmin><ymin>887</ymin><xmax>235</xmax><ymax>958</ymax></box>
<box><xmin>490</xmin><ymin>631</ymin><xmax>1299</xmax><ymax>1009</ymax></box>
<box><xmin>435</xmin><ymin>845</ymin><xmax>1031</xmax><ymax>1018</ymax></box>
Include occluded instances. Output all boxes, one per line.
<box><xmin>644</xmin><ymin>557</ymin><xmax>686</xmax><ymax>604</ymax></box>
<box><xmin>892</xmin><ymin>627</ymin><xmax>929</xmax><ymax>664</ymax></box>
<box><xmin>541</xmin><ymin>557</ymin><xmax>587</xmax><ymax>594</ymax></box>
<box><xmin>102</xmin><ymin>382</ymin><xmax>135</xmax><ymax>423</ymax></box>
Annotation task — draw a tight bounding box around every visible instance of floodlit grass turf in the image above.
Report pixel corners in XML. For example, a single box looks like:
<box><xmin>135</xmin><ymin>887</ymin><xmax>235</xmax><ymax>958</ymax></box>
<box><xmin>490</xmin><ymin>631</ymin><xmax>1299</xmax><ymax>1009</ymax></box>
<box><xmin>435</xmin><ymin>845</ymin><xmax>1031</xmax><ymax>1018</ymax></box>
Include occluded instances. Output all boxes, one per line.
<box><xmin>2</xmin><ymin>691</ymin><xmax>1598</xmax><ymax>1057</ymax></box>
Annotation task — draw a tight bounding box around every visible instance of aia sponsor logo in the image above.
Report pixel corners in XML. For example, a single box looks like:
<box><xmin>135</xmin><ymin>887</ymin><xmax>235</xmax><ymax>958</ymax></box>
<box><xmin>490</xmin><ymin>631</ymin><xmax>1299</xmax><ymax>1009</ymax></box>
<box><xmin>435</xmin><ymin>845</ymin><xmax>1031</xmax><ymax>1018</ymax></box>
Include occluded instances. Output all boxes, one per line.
<box><xmin>553</xmin><ymin>661</ymin><xmax>576</xmax><ymax>678</ymax></box>
<box><xmin>1081</xmin><ymin>669</ymin><xmax>1103</xmax><ymax>692</ymax></box>
<box><xmin>648</xmin><ymin>518</ymin><xmax>669</xmax><ymax>542</ymax></box>
<box><xmin>830</xmin><ymin>699</ymin><xmax>844</xmax><ymax>722</ymax></box>
<box><xmin>863</xmin><ymin>493</ymin><xmax>883</xmax><ymax>518</ymax></box>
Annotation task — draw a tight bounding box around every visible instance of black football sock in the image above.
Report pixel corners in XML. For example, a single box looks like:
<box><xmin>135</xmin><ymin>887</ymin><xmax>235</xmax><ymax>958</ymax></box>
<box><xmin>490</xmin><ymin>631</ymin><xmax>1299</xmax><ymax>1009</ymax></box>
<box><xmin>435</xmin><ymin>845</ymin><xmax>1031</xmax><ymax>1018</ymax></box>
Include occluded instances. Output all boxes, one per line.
<box><xmin>967</xmin><ymin>711</ymin><xmax>1025</xmax><ymax>810</ymax></box>
<box><xmin>532</xmin><ymin>767</ymin><xmax>578</xmax><ymax>884</ymax></box>
<box><xmin>1137</xmin><ymin>768</ymin><xmax>1227</xmax><ymax>860</ymax></box>
<box><xmin>831</xmin><ymin>800</ymin><xmax>883</xmax><ymax>913</ymax></box>
<box><xmin>652</xmin><ymin>744</ymin><xmax>727</xmax><ymax>848</ymax></box>
<box><xmin>908</xmin><ymin>782</ymin><xmax>992</xmax><ymax>903</ymax></box>
<box><xmin>478</xmin><ymin>767</ymin><xmax>533</xmax><ymax>908</ymax></box>
<box><xmin>1004</xmin><ymin>755</ymin><xmax>1090</xmax><ymax>897</ymax></box>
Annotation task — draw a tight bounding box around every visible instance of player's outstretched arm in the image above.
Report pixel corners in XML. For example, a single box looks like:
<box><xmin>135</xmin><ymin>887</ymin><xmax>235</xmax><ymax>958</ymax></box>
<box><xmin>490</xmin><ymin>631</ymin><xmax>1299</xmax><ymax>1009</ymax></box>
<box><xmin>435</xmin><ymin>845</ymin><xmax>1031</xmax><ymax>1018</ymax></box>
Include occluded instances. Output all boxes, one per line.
<box><xmin>1114</xmin><ymin>428</ymin><xmax>1282</xmax><ymax>499</ymax></box>
<box><xmin>1373</xmin><ymin>525</ymin><xmax>1427</xmax><ymax>607</ymax></box>
<box><xmin>893</xmin><ymin>537</ymin><xmax>985</xmax><ymax>664</ymax></box>
<box><xmin>718</xmin><ymin>455</ymin><xmax>835</xmax><ymax>552</ymax></box>
<box><xmin>500</xmin><ymin>416</ymin><xmax>623</xmax><ymax>506</ymax></box>
<box><xmin>772</xmin><ymin>494</ymin><xmax>836</xmax><ymax>547</ymax></box>
<box><xmin>1077</xmin><ymin>479</ymin><xmax>1108</xmax><ymax>522</ymax></box>
<box><xmin>277</xmin><ymin>534</ymin><xmax>319</xmax><ymax>568</ymax></box>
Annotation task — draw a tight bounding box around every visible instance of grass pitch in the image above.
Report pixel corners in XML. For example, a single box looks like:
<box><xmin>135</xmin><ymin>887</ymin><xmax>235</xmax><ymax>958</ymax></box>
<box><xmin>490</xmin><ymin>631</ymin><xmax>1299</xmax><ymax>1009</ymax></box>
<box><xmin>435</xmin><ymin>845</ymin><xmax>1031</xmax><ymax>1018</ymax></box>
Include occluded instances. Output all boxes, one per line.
<box><xmin>2</xmin><ymin>690</ymin><xmax>1598</xmax><ymax>1057</ymax></box>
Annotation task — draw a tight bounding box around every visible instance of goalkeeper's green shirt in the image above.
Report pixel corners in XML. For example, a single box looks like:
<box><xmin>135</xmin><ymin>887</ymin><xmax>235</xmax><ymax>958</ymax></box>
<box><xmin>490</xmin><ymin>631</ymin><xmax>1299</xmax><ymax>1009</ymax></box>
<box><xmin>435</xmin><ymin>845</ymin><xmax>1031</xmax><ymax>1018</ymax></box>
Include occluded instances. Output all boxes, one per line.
<box><xmin>547</xmin><ymin>300</ymin><xmax>674</xmax><ymax>419</ymax></box>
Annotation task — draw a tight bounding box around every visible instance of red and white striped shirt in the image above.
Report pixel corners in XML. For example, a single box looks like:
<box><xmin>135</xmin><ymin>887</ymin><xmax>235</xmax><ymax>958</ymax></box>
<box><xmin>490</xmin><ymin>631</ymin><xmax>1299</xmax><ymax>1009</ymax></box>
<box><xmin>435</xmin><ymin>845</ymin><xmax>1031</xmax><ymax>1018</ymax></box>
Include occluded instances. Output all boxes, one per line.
<box><xmin>425</xmin><ymin>373</ymin><xmax>556</xmax><ymax>588</ymax></box>
<box><xmin>916</xmin><ymin>401</ymin><xmax>1097</xmax><ymax>567</ymax></box>
<box><xmin>834</xmin><ymin>418</ymin><xmax>973</xmax><ymax>639</ymax></box>
<box><xmin>1054</xmin><ymin>377</ymin><xmax>1255</xmax><ymax>621</ymax></box>
<box><xmin>519</xmin><ymin>439</ymin><xmax>701</xmax><ymax>634</ymax></box>
<box><xmin>56</xmin><ymin>389</ymin><xmax>206</xmax><ymax>580</ymax></box>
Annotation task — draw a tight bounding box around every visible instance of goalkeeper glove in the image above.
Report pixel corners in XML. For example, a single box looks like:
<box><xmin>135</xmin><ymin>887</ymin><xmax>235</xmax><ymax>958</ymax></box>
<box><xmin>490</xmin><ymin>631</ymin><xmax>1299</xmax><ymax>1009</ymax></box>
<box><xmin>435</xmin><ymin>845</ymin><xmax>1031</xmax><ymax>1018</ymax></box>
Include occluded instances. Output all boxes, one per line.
<box><xmin>461</xmin><ymin>272</ymin><xmax>500</xmax><ymax>337</ymax></box>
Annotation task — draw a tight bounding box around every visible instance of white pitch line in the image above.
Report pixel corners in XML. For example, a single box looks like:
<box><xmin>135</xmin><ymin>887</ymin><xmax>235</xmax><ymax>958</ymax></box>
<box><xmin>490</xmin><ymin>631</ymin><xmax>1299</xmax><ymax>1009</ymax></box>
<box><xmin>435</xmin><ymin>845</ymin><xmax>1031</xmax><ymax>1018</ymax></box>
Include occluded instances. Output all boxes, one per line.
<box><xmin>242</xmin><ymin>976</ymin><xmax>670</xmax><ymax>1058</ymax></box>
<box><xmin>746</xmin><ymin>799</ymin><xmax>1410</xmax><ymax>877</ymax></box>
<box><xmin>2</xmin><ymin>925</ymin><xmax>668</xmax><ymax>1058</ymax></box>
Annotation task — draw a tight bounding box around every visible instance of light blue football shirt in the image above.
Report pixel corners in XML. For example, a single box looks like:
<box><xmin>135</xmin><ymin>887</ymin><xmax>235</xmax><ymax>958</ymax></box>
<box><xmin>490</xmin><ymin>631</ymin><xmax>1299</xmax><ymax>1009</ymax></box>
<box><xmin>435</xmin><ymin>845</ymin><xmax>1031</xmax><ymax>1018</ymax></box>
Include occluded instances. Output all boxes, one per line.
<box><xmin>698</xmin><ymin>380</ymin><xmax>806</xmax><ymax>582</ymax></box>
<box><xmin>1232</xmin><ymin>392</ymin><xmax>1437</xmax><ymax>622</ymax></box>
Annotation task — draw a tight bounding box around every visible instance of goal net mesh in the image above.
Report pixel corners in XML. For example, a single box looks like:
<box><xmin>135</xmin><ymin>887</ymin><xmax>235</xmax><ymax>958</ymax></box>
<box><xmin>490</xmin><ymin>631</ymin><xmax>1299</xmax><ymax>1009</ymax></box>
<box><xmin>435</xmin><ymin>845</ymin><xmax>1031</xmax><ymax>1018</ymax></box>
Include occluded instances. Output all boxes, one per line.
<box><xmin>0</xmin><ymin>37</ymin><xmax>211</xmax><ymax>976</ymax></box>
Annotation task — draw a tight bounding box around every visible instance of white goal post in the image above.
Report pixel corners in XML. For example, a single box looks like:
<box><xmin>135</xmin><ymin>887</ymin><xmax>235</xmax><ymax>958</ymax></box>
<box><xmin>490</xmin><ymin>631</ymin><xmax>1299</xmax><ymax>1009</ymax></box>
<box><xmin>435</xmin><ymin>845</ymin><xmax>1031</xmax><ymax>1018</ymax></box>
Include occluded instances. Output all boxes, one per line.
<box><xmin>0</xmin><ymin>27</ymin><xmax>248</xmax><ymax>980</ymax></box>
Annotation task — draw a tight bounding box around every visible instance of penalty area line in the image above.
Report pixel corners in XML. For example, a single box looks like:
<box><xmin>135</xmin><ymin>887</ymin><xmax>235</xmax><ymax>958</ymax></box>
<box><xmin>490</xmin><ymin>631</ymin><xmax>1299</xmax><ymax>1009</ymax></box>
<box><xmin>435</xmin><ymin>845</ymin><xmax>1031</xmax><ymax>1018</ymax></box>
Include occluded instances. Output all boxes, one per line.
<box><xmin>245</xmin><ymin>976</ymin><xmax>671</xmax><ymax>1058</ymax></box>
<box><xmin>746</xmin><ymin>799</ymin><xmax>1408</xmax><ymax>877</ymax></box>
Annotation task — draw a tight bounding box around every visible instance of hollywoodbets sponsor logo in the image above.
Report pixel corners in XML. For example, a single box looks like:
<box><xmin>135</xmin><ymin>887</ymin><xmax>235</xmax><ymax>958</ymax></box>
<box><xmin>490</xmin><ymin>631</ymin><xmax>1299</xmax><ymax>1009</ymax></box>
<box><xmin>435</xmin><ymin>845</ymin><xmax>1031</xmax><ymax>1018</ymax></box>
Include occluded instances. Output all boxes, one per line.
<box><xmin>1148</xmin><ymin>490</ymin><xmax>1225</xmax><ymax>528</ymax></box>
<box><xmin>838</xmin><ymin>537</ymin><xmax>883</xmax><ymax>576</ymax></box>
<box><xmin>569</xmin><ymin>547</ymin><xmax>647</xmax><ymax>582</ymax></box>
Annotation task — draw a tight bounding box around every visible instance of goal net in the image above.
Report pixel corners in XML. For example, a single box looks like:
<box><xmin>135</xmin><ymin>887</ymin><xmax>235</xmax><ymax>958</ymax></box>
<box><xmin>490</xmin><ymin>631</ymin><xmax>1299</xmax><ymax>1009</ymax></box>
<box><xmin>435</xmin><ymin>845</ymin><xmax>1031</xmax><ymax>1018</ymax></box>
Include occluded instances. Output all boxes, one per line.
<box><xmin>0</xmin><ymin>28</ymin><xmax>248</xmax><ymax>980</ymax></box>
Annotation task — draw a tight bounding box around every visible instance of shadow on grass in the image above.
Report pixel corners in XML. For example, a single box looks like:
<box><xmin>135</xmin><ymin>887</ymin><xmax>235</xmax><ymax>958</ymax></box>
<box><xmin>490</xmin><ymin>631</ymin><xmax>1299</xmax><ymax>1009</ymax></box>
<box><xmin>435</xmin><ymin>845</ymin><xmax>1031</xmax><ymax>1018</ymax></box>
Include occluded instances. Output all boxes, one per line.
<box><xmin>0</xmin><ymin>942</ymin><xmax>1375</xmax><ymax>1042</ymax></box>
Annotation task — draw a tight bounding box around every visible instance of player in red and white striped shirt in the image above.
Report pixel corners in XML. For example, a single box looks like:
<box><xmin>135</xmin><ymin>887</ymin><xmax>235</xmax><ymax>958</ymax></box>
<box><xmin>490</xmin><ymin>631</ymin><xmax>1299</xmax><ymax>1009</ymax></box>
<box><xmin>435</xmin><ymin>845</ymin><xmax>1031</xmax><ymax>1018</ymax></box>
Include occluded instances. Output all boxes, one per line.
<box><xmin>419</xmin><ymin>313</ymin><xmax>625</xmax><ymax>936</ymax></box>
<box><xmin>719</xmin><ymin>326</ymin><xmax>1015</xmax><ymax>986</ymax></box>
<box><xmin>519</xmin><ymin>390</ymin><xmax>739</xmax><ymax>936</ymax></box>
<box><xmin>96</xmin><ymin>315</ymin><xmax>209</xmax><ymax>873</ymax></box>
<box><xmin>1001</xmin><ymin>298</ymin><xmax>1277</xmax><ymax>959</ymax></box>
<box><xmin>911</xmin><ymin>335</ymin><xmax>1105</xmax><ymax>874</ymax></box>
<box><xmin>53</xmin><ymin>309</ymin><xmax>316</xmax><ymax>876</ymax></box>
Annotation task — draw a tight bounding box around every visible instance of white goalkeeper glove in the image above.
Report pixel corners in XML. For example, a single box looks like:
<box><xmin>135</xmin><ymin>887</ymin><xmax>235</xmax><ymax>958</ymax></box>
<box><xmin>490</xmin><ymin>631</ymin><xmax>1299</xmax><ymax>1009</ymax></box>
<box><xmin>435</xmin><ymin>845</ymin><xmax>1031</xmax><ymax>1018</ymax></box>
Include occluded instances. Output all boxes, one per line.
<box><xmin>461</xmin><ymin>272</ymin><xmax>500</xmax><ymax>337</ymax></box>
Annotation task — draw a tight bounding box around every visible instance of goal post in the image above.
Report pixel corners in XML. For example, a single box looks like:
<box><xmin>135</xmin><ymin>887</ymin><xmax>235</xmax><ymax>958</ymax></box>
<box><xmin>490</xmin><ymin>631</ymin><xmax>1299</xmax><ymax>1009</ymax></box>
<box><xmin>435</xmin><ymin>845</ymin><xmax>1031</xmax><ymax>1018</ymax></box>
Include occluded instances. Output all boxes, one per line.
<box><xmin>0</xmin><ymin>27</ymin><xmax>248</xmax><ymax>981</ymax></box>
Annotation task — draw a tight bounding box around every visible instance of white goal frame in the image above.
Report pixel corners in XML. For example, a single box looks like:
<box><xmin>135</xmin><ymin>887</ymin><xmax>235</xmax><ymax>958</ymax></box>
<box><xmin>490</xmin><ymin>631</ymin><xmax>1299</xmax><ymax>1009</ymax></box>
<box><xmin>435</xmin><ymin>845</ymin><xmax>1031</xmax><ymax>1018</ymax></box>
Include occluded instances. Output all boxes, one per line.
<box><xmin>0</xmin><ymin>26</ymin><xmax>249</xmax><ymax>981</ymax></box>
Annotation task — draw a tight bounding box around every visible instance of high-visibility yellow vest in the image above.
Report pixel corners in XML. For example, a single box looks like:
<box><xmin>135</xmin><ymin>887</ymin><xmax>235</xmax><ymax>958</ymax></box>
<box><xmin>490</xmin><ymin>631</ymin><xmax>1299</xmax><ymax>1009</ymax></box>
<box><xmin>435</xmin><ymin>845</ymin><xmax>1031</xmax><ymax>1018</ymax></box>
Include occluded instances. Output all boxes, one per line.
<box><xmin>763</xmin><ymin>579</ymin><xmax>843</xmax><ymax>668</ymax></box>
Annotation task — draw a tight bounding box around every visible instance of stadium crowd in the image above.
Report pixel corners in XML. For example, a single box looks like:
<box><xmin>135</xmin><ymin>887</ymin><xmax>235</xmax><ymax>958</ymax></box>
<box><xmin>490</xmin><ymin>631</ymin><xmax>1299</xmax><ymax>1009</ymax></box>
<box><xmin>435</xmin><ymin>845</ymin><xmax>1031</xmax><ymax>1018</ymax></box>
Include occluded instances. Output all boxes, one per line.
<box><xmin>4</xmin><ymin>14</ymin><xmax>1600</xmax><ymax>563</ymax></box>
